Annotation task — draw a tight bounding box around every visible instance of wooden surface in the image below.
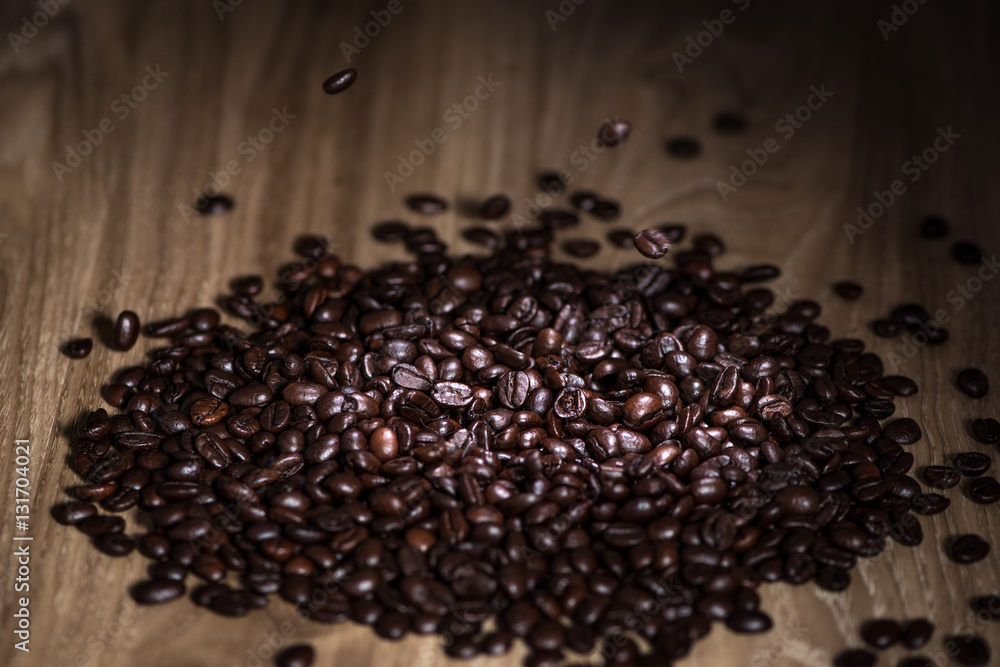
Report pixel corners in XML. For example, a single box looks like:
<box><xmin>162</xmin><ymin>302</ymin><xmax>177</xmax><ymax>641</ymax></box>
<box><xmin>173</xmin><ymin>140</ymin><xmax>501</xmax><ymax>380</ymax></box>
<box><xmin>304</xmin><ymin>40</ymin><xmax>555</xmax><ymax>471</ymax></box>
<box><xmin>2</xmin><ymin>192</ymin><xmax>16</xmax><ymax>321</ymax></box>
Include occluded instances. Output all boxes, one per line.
<box><xmin>1</xmin><ymin>1</ymin><xmax>998</xmax><ymax>665</ymax></box>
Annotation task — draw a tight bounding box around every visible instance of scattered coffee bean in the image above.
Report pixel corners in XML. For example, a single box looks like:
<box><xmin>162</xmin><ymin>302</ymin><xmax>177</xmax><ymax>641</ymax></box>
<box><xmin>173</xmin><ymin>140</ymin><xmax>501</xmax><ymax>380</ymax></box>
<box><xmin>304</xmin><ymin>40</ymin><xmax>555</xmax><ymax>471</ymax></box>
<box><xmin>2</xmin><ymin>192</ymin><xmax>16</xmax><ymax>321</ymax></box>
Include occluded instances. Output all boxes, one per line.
<box><xmin>953</xmin><ymin>452</ymin><xmax>992</xmax><ymax>477</ymax></box>
<box><xmin>972</xmin><ymin>418</ymin><xmax>1000</xmax><ymax>444</ymax></box>
<box><xmin>405</xmin><ymin>194</ymin><xmax>448</xmax><ymax>215</ymax></box>
<box><xmin>920</xmin><ymin>215</ymin><xmax>949</xmax><ymax>238</ymax></box>
<box><xmin>562</xmin><ymin>239</ymin><xmax>599</xmax><ymax>257</ymax></box>
<box><xmin>861</xmin><ymin>618</ymin><xmax>902</xmax><ymax>649</ymax></box>
<box><xmin>949</xmin><ymin>534</ymin><xmax>991</xmax><ymax>564</ymax></box>
<box><xmin>275</xmin><ymin>644</ymin><xmax>315</xmax><ymax>667</ymax></box>
<box><xmin>113</xmin><ymin>311</ymin><xmax>140</xmax><ymax>351</ymax></box>
<box><xmin>952</xmin><ymin>241</ymin><xmax>984</xmax><ymax>265</ymax></box>
<box><xmin>633</xmin><ymin>228</ymin><xmax>671</xmax><ymax>259</ymax></box>
<box><xmin>872</xmin><ymin>318</ymin><xmax>906</xmax><ymax>338</ymax></box>
<box><xmin>64</xmin><ymin>338</ymin><xmax>93</xmax><ymax>359</ymax></box>
<box><xmin>194</xmin><ymin>194</ymin><xmax>234</xmax><ymax>215</ymax></box>
<box><xmin>606</xmin><ymin>229</ymin><xmax>635</xmax><ymax>248</ymax></box>
<box><xmin>569</xmin><ymin>191</ymin><xmax>598</xmax><ymax>211</ymax></box>
<box><xmin>462</xmin><ymin>226</ymin><xmax>500</xmax><ymax>249</ymax></box>
<box><xmin>968</xmin><ymin>477</ymin><xmax>1000</xmax><ymax>504</ymax></box>
<box><xmin>712</xmin><ymin>111</ymin><xmax>747</xmax><ymax>134</ymax></box>
<box><xmin>833</xmin><ymin>281</ymin><xmax>864</xmax><ymax>300</ymax></box>
<box><xmin>538</xmin><ymin>172</ymin><xmax>565</xmax><ymax>195</ymax></box>
<box><xmin>480</xmin><ymin>194</ymin><xmax>511</xmax><ymax>219</ymax></box>
<box><xmin>881</xmin><ymin>375</ymin><xmax>919</xmax><ymax>397</ymax></box>
<box><xmin>598</xmin><ymin>118</ymin><xmax>631</xmax><ymax>146</ymax></box>
<box><xmin>898</xmin><ymin>657</ymin><xmax>934</xmax><ymax>667</ymax></box>
<box><xmin>970</xmin><ymin>595</ymin><xmax>1000</xmax><ymax>620</ymax></box>
<box><xmin>666</xmin><ymin>136</ymin><xmax>701</xmax><ymax>158</ymax></box>
<box><xmin>922</xmin><ymin>465</ymin><xmax>961</xmax><ymax>490</ymax></box>
<box><xmin>944</xmin><ymin>634</ymin><xmax>991</xmax><ymax>666</ymax></box>
<box><xmin>911</xmin><ymin>493</ymin><xmax>950</xmax><ymax>515</ymax></box>
<box><xmin>321</xmin><ymin>68</ymin><xmax>357</xmax><ymax>94</ymax></box>
<box><xmin>902</xmin><ymin>618</ymin><xmax>934</xmax><ymax>649</ymax></box>
<box><xmin>833</xmin><ymin>648</ymin><xmax>877</xmax><ymax>667</ymax></box>
<box><xmin>957</xmin><ymin>368</ymin><xmax>989</xmax><ymax>398</ymax></box>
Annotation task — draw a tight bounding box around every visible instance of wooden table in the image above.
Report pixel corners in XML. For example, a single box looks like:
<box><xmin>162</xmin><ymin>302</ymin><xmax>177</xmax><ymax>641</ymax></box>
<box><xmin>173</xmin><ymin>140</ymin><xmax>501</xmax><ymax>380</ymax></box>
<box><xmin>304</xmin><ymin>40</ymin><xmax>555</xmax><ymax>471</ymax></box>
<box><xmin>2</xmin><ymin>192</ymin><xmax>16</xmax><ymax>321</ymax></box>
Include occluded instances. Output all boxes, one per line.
<box><xmin>1</xmin><ymin>1</ymin><xmax>997</xmax><ymax>665</ymax></box>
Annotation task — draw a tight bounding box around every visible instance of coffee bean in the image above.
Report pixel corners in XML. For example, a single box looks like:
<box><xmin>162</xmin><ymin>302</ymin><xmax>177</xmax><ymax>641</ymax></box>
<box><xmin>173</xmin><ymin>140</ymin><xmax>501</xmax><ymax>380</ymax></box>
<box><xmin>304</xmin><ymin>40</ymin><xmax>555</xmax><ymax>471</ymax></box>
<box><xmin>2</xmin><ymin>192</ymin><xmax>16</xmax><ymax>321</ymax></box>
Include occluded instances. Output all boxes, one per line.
<box><xmin>872</xmin><ymin>318</ymin><xmax>906</xmax><ymax>338</ymax></box>
<box><xmin>275</xmin><ymin>644</ymin><xmax>315</xmax><ymax>667</ymax></box>
<box><xmin>952</xmin><ymin>241</ymin><xmax>984</xmax><ymax>265</ymax></box>
<box><xmin>712</xmin><ymin>112</ymin><xmax>747</xmax><ymax>134</ymax></box>
<box><xmin>902</xmin><ymin>618</ymin><xmax>934</xmax><ymax>650</ymax></box>
<box><xmin>968</xmin><ymin>477</ymin><xmax>1000</xmax><ymax>504</ymax></box>
<box><xmin>538</xmin><ymin>172</ymin><xmax>565</xmax><ymax>195</ymax></box>
<box><xmin>833</xmin><ymin>281</ymin><xmax>864</xmax><ymax>300</ymax></box>
<box><xmin>113</xmin><ymin>310</ymin><xmax>140</xmax><ymax>351</ymax></box>
<box><xmin>834</xmin><ymin>648</ymin><xmax>876</xmax><ymax>667</ymax></box>
<box><xmin>633</xmin><ymin>229</ymin><xmax>671</xmax><ymax>259</ymax></box>
<box><xmin>64</xmin><ymin>338</ymin><xmax>93</xmax><ymax>358</ymax></box>
<box><xmin>194</xmin><ymin>194</ymin><xmax>233</xmax><ymax>215</ymax></box>
<box><xmin>949</xmin><ymin>534</ymin><xmax>991</xmax><ymax>564</ymax></box>
<box><xmin>371</xmin><ymin>220</ymin><xmax>410</xmax><ymax>242</ymax></box>
<box><xmin>883</xmin><ymin>418</ymin><xmax>922</xmax><ymax>445</ymax></box>
<box><xmin>726</xmin><ymin>610</ymin><xmax>772</xmax><ymax>633</ymax></box>
<box><xmin>898</xmin><ymin>658</ymin><xmax>935</xmax><ymax>667</ymax></box>
<box><xmin>922</xmin><ymin>465</ymin><xmax>961</xmax><ymax>490</ymax></box>
<box><xmin>957</xmin><ymin>368</ymin><xmax>989</xmax><ymax>398</ymax></box>
<box><xmin>321</xmin><ymin>68</ymin><xmax>357</xmax><ymax>94</ymax></box>
<box><xmin>132</xmin><ymin>579</ymin><xmax>185</xmax><ymax>604</ymax></box>
<box><xmin>569</xmin><ymin>191</ymin><xmax>598</xmax><ymax>211</ymax></box>
<box><xmin>606</xmin><ymin>229</ymin><xmax>635</xmax><ymax>248</ymax></box>
<box><xmin>970</xmin><ymin>595</ymin><xmax>1000</xmax><ymax>620</ymax></box>
<box><xmin>590</xmin><ymin>198</ymin><xmax>620</xmax><ymax>221</ymax></box>
<box><xmin>972</xmin><ymin>418</ymin><xmax>1000</xmax><ymax>444</ymax></box>
<box><xmin>910</xmin><ymin>493</ymin><xmax>950</xmax><ymax>515</ymax></box>
<box><xmin>52</xmin><ymin>501</ymin><xmax>97</xmax><ymax>525</ymax></box>
<box><xmin>944</xmin><ymin>634</ymin><xmax>991</xmax><ymax>666</ymax></box>
<box><xmin>881</xmin><ymin>375</ymin><xmax>919</xmax><ymax>397</ymax></box>
<box><xmin>540</xmin><ymin>209</ymin><xmax>580</xmax><ymax>229</ymax></box>
<box><xmin>405</xmin><ymin>194</ymin><xmax>448</xmax><ymax>215</ymax></box>
<box><xmin>861</xmin><ymin>618</ymin><xmax>901</xmax><ymax>649</ymax></box>
<box><xmin>953</xmin><ymin>452</ymin><xmax>991</xmax><ymax>477</ymax></box>
<box><xmin>920</xmin><ymin>215</ymin><xmax>949</xmax><ymax>238</ymax></box>
<box><xmin>562</xmin><ymin>239</ymin><xmax>599</xmax><ymax>257</ymax></box>
<box><xmin>666</xmin><ymin>136</ymin><xmax>701</xmax><ymax>158</ymax></box>
<box><xmin>598</xmin><ymin>118</ymin><xmax>631</xmax><ymax>146</ymax></box>
<box><xmin>480</xmin><ymin>194</ymin><xmax>511</xmax><ymax>219</ymax></box>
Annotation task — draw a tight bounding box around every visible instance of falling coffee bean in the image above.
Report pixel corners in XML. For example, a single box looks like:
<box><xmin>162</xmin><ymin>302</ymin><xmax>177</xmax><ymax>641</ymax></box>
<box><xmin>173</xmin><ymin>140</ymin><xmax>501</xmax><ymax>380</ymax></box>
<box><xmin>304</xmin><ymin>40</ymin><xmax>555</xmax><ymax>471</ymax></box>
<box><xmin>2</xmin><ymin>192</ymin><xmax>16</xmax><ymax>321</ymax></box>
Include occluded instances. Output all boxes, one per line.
<box><xmin>322</xmin><ymin>68</ymin><xmax>357</xmax><ymax>94</ymax></box>
<box><xmin>633</xmin><ymin>229</ymin><xmax>671</xmax><ymax>259</ymax></box>
<box><xmin>538</xmin><ymin>172</ymin><xmax>565</xmax><ymax>195</ymax></box>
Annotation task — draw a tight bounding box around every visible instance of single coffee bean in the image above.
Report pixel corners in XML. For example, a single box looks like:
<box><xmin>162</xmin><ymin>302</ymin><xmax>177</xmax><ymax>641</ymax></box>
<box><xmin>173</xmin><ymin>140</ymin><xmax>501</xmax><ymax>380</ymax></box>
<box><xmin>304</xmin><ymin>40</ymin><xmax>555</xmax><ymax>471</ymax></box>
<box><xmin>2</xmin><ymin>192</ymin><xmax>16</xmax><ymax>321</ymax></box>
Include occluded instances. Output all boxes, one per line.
<box><xmin>113</xmin><ymin>310</ymin><xmax>140</xmax><ymax>351</ymax></box>
<box><xmin>943</xmin><ymin>634</ymin><xmax>991</xmax><ymax>666</ymax></box>
<box><xmin>726</xmin><ymin>610</ymin><xmax>772</xmax><ymax>633</ymax></box>
<box><xmin>480</xmin><ymin>194</ymin><xmax>511</xmax><ymax>219</ymax></box>
<box><xmin>949</xmin><ymin>534</ymin><xmax>991</xmax><ymax>564</ymax></box>
<box><xmin>898</xmin><ymin>658</ymin><xmax>934</xmax><ymax>667</ymax></box>
<box><xmin>920</xmin><ymin>215</ymin><xmax>949</xmax><ymax>238</ymax></box>
<box><xmin>712</xmin><ymin>111</ymin><xmax>747</xmax><ymax>134</ymax></box>
<box><xmin>194</xmin><ymin>194</ymin><xmax>234</xmax><ymax>215</ymax></box>
<box><xmin>64</xmin><ymin>338</ymin><xmax>93</xmax><ymax>358</ymax></box>
<box><xmin>371</xmin><ymin>220</ymin><xmax>410</xmax><ymax>242</ymax></box>
<box><xmin>953</xmin><ymin>452</ymin><xmax>991</xmax><ymax>477</ymax></box>
<box><xmin>607</xmin><ymin>229</ymin><xmax>635</xmax><ymax>248</ymax></box>
<box><xmin>833</xmin><ymin>281</ymin><xmax>864</xmax><ymax>300</ymax></box>
<box><xmin>405</xmin><ymin>194</ymin><xmax>448</xmax><ymax>215</ymax></box>
<box><xmin>538</xmin><ymin>172</ymin><xmax>565</xmax><ymax>195</ymax></box>
<box><xmin>972</xmin><ymin>418</ymin><xmax>1000</xmax><ymax>444</ymax></box>
<box><xmin>957</xmin><ymin>368</ymin><xmax>989</xmax><ymax>398</ymax></box>
<box><xmin>872</xmin><ymin>318</ymin><xmax>906</xmax><ymax>338</ymax></box>
<box><xmin>881</xmin><ymin>375</ymin><xmax>919</xmax><ymax>397</ymax></box>
<box><xmin>131</xmin><ymin>579</ymin><xmax>185</xmax><ymax>604</ymax></box>
<box><xmin>275</xmin><ymin>644</ymin><xmax>315</xmax><ymax>667</ymax></box>
<box><xmin>666</xmin><ymin>136</ymin><xmax>701</xmax><ymax>158</ymax></box>
<box><xmin>910</xmin><ymin>493</ymin><xmax>949</xmax><ymax>515</ymax></box>
<box><xmin>902</xmin><ymin>618</ymin><xmax>934</xmax><ymax>649</ymax></box>
<box><xmin>922</xmin><ymin>465</ymin><xmax>961</xmax><ymax>490</ymax></box>
<box><xmin>634</xmin><ymin>229</ymin><xmax>671</xmax><ymax>259</ymax></box>
<box><xmin>833</xmin><ymin>648</ymin><xmax>877</xmax><ymax>667</ymax></box>
<box><xmin>598</xmin><ymin>118</ymin><xmax>631</xmax><ymax>146</ymax></box>
<box><xmin>461</xmin><ymin>227</ymin><xmax>501</xmax><ymax>248</ymax></box>
<box><xmin>952</xmin><ymin>241</ymin><xmax>984</xmax><ymax>265</ymax></box>
<box><xmin>569</xmin><ymin>190</ymin><xmax>598</xmax><ymax>211</ymax></box>
<box><xmin>52</xmin><ymin>501</ymin><xmax>97</xmax><ymax>525</ymax></box>
<box><xmin>562</xmin><ymin>239</ymin><xmax>600</xmax><ymax>257</ymax></box>
<box><xmin>970</xmin><ymin>595</ymin><xmax>1000</xmax><ymax>620</ymax></box>
<box><xmin>860</xmin><ymin>618</ymin><xmax>902</xmax><ymax>649</ymax></box>
<box><xmin>322</xmin><ymin>68</ymin><xmax>357</xmax><ymax>94</ymax></box>
<box><xmin>968</xmin><ymin>477</ymin><xmax>1000</xmax><ymax>504</ymax></box>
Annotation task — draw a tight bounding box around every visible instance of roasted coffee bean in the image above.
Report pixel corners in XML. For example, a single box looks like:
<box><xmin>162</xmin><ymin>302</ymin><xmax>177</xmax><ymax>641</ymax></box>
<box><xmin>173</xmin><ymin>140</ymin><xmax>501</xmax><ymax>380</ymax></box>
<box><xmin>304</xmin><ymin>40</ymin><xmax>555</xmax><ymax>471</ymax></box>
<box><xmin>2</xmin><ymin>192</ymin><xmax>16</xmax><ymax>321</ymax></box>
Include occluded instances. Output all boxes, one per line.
<box><xmin>634</xmin><ymin>229</ymin><xmax>671</xmax><ymax>259</ymax></box>
<box><xmin>666</xmin><ymin>136</ymin><xmax>701</xmax><ymax>158</ymax></box>
<box><xmin>957</xmin><ymin>368</ymin><xmax>989</xmax><ymax>398</ymax></box>
<box><xmin>970</xmin><ymin>595</ymin><xmax>1000</xmax><ymax>620</ymax></box>
<box><xmin>881</xmin><ymin>375</ymin><xmax>919</xmax><ymax>397</ymax></box>
<box><xmin>872</xmin><ymin>318</ymin><xmax>906</xmax><ymax>338</ymax></box>
<box><xmin>570</xmin><ymin>191</ymin><xmax>598</xmax><ymax>211</ymax></box>
<box><xmin>606</xmin><ymin>229</ymin><xmax>635</xmax><ymax>248</ymax></box>
<box><xmin>860</xmin><ymin>618</ymin><xmax>901</xmax><ymax>649</ymax></box>
<box><xmin>898</xmin><ymin>658</ymin><xmax>935</xmax><ymax>667</ymax></box>
<box><xmin>562</xmin><ymin>239</ymin><xmax>599</xmax><ymax>257</ymax></box>
<box><xmin>52</xmin><ymin>501</ymin><xmax>97</xmax><ymax>525</ymax></box>
<box><xmin>113</xmin><ymin>310</ymin><xmax>140</xmax><ymax>351</ymax></box>
<box><xmin>131</xmin><ymin>579</ymin><xmax>185</xmax><ymax>604</ymax></box>
<box><xmin>833</xmin><ymin>281</ymin><xmax>864</xmax><ymax>300</ymax></box>
<box><xmin>833</xmin><ymin>648</ymin><xmax>876</xmax><ymax>667</ymax></box>
<box><xmin>968</xmin><ymin>476</ymin><xmax>1000</xmax><ymax>504</ymax></box>
<box><xmin>972</xmin><ymin>418</ymin><xmax>1000</xmax><ymax>444</ymax></box>
<box><xmin>952</xmin><ymin>241</ymin><xmax>984</xmax><ymax>265</ymax></box>
<box><xmin>462</xmin><ymin>226</ymin><xmax>500</xmax><ymax>249</ymax></box>
<box><xmin>64</xmin><ymin>338</ymin><xmax>93</xmax><ymax>358</ymax></box>
<box><xmin>922</xmin><ymin>465</ymin><xmax>961</xmax><ymax>490</ymax></box>
<box><xmin>194</xmin><ymin>194</ymin><xmax>233</xmax><ymax>215</ymax></box>
<box><xmin>480</xmin><ymin>194</ymin><xmax>511</xmax><ymax>219</ymax></box>
<box><xmin>598</xmin><ymin>118</ymin><xmax>631</xmax><ymax>146</ymax></box>
<box><xmin>902</xmin><ymin>618</ymin><xmax>934</xmax><ymax>650</ymax></box>
<box><xmin>538</xmin><ymin>172</ymin><xmax>565</xmax><ymax>195</ymax></box>
<box><xmin>405</xmin><ymin>194</ymin><xmax>448</xmax><ymax>215</ymax></box>
<box><xmin>920</xmin><ymin>215</ymin><xmax>949</xmax><ymax>238</ymax></box>
<box><xmin>371</xmin><ymin>220</ymin><xmax>409</xmax><ymax>242</ymax></box>
<box><xmin>953</xmin><ymin>452</ymin><xmax>991</xmax><ymax>477</ymax></box>
<box><xmin>321</xmin><ymin>68</ymin><xmax>357</xmax><ymax>94</ymax></box>
<box><xmin>275</xmin><ymin>644</ymin><xmax>315</xmax><ymax>667</ymax></box>
<box><xmin>949</xmin><ymin>534</ymin><xmax>991</xmax><ymax>564</ymax></box>
<box><xmin>712</xmin><ymin>111</ymin><xmax>747</xmax><ymax>134</ymax></box>
<box><xmin>726</xmin><ymin>610</ymin><xmax>772</xmax><ymax>633</ymax></box>
<box><xmin>943</xmin><ymin>634</ymin><xmax>991</xmax><ymax>666</ymax></box>
<box><xmin>910</xmin><ymin>493</ymin><xmax>949</xmax><ymax>515</ymax></box>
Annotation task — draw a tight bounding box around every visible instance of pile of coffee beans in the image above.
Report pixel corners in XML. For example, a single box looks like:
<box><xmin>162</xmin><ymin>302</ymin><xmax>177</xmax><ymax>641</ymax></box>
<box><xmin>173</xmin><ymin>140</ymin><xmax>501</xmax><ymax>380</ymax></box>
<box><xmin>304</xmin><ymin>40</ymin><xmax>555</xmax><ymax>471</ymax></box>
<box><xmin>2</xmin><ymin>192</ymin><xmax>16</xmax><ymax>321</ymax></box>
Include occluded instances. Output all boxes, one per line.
<box><xmin>54</xmin><ymin>193</ymin><xmax>996</xmax><ymax>666</ymax></box>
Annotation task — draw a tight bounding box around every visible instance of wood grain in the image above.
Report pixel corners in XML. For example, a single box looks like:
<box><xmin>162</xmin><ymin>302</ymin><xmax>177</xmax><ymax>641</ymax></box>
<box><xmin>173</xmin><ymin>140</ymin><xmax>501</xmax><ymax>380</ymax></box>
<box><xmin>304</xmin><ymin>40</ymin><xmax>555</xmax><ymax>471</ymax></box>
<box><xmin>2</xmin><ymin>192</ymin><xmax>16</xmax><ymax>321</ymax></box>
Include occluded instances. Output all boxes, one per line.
<box><xmin>1</xmin><ymin>1</ymin><xmax>998</xmax><ymax>665</ymax></box>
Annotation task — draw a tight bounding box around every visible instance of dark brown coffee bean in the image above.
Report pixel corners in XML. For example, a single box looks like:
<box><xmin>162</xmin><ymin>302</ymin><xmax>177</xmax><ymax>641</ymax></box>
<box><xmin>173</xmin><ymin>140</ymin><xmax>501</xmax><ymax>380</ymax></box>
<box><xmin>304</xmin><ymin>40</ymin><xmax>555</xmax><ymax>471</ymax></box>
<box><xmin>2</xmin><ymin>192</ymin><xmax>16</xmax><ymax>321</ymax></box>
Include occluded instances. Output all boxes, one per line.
<box><xmin>322</xmin><ymin>68</ymin><xmax>357</xmax><ymax>94</ymax></box>
<box><xmin>883</xmin><ymin>418</ymin><xmax>922</xmax><ymax>445</ymax></box>
<box><xmin>968</xmin><ymin>476</ymin><xmax>1000</xmax><ymax>504</ymax></box>
<box><xmin>832</xmin><ymin>280</ymin><xmax>864</xmax><ymax>300</ymax></box>
<box><xmin>922</xmin><ymin>465</ymin><xmax>961</xmax><ymax>490</ymax></box>
<box><xmin>726</xmin><ymin>610</ymin><xmax>772</xmax><ymax>633</ymax></box>
<box><xmin>860</xmin><ymin>618</ymin><xmax>901</xmax><ymax>649</ymax></box>
<box><xmin>371</xmin><ymin>220</ymin><xmax>409</xmax><ymax>242</ymax></box>
<box><xmin>606</xmin><ymin>229</ymin><xmax>634</xmax><ymax>248</ymax></box>
<box><xmin>633</xmin><ymin>229</ymin><xmax>671</xmax><ymax>259</ymax></box>
<box><xmin>113</xmin><ymin>310</ymin><xmax>140</xmax><ymax>351</ymax></box>
<box><xmin>899</xmin><ymin>658</ymin><xmax>935</xmax><ymax>667</ymax></box>
<box><xmin>833</xmin><ymin>648</ymin><xmax>876</xmax><ymax>667</ymax></box>
<box><xmin>666</xmin><ymin>136</ymin><xmax>701</xmax><ymax>158</ymax></box>
<box><xmin>949</xmin><ymin>534</ymin><xmax>991</xmax><ymax>564</ymax></box>
<box><xmin>972</xmin><ymin>418</ymin><xmax>1000</xmax><ymax>444</ymax></box>
<box><xmin>462</xmin><ymin>226</ymin><xmax>500</xmax><ymax>249</ymax></box>
<box><xmin>538</xmin><ymin>172</ymin><xmax>565</xmax><ymax>195</ymax></box>
<box><xmin>480</xmin><ymin>194</ymin><xmax>511</xmax><ymax>219</ymax></box>
<box><xmin>569</xmin><ymin>191</ymin><xmax>598</xmax><ymax>211</ymax></box>
<box><xmin>957</xmin><ymin>368</ymin><xmax>989</xmax><ymax>398</ymax></box>
<box><xmin>562</xmin><ymin>239</ymin><xmax>599</xmax><ymax>257</ymax></box>
<box><xmin>405</xmin><ymin>194</ymin><xmax>448</xmax><ymax>215</ymax></box>
<box><xmin>131</xmin><ymin>579</ymin><xmax>185</xmax><ymax>604</ymax></box>
<box><xmin>953</xmin><ymin>452</ymin><xmax>991</xmax><ymax>476</ymax></box>
<box><xmin>194</xmin><ymin>194</ymin><xmax>233</xmax><ymax>215</ymax></box>
<box><xmin>52</xmin><ymin>501</ymin><xmax>97</xmax><ymax>525</ymax></box>
<box><xmin>64</xmin><ymin>338</ymin><xmax>93</xmax><ymax>358</ymax></box>
<box><xmin>275</xmin><ymin>644</ymin><xmax>315</xmax><ymax>667</ymax></box>
<box><xmin>712</xmin><ymin>112</ymin><xmax>747</xmax><ymax>134</ymax></box>
<box><xmin>952</xmin><ymin>241</ymin><xmax>984</xmax><ymax>265</ymax></box>
<box><xmin>970</xmin><ymin>595</ymin><xmax>1000</xmax><ymax>620</ymax></box>
<box><xmin>902</xmin><ymin>618</ymin><xmax>934</xmax><ymax>650</ymax></box>
<box><xmin>910</xmin><ymin>493</ymin><xmax>949</xmax><ymax>515</ymax></box>
<box><xmin>943</xmin><ymin>634</ymin><xmax>991</xmax><ymax>666</ymax></box>
<box><xmin>872</xmin><ymin>318</ymin><xmax>906</xmax><ymax>338</ymax></box>
<box><xmin>598</xmin><ymin>118</ymin><xmax>631</xmax><ymax>146</ymax></box>
<box><xmin>920</xmin><ymin>215</ymin><xmax>949</xmax><ymax>238</ymax></box>
<box><xmin>881</xmin><ymin>375</ymin><xmax>919</xmax><ymax>397</ymax></box>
